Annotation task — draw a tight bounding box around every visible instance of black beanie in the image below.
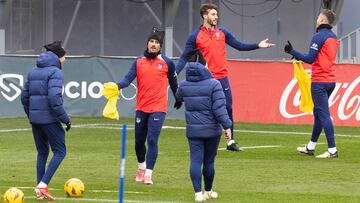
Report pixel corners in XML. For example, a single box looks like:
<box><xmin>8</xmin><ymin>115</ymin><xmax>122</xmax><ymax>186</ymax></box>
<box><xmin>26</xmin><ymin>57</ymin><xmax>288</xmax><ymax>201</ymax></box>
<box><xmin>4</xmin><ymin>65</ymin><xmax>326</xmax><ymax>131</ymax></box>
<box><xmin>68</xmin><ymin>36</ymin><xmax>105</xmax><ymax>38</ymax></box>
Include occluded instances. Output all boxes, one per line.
<box><xmin>44</xmin><ymin>41</ymin><xmax>66</xmax><ymax>58</ymax></box>
<box><xmin>186</xmin><ymin>49</ymin><xmax>207</xmax><ymax>66</ymax></box>
<box><xmin>147</xmin><ymin>28</ymin><xmax>164</xmax><ymax>47</ymax></box>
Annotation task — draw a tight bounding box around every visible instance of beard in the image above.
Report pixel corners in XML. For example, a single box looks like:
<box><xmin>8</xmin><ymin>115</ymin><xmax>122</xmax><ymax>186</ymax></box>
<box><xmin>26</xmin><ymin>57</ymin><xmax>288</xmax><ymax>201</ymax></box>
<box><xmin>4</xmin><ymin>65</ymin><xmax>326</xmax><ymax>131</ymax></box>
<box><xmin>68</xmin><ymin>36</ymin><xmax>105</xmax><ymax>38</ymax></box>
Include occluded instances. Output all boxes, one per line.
<box><xmin>144</xmin><ymin>49</ymin><xmax>160</xmax><ymax>59</ymax></box>
<box><xmin>207</xmin><ymin>18</ymin><xmax>217</xmax><ymax>26</ymax></box>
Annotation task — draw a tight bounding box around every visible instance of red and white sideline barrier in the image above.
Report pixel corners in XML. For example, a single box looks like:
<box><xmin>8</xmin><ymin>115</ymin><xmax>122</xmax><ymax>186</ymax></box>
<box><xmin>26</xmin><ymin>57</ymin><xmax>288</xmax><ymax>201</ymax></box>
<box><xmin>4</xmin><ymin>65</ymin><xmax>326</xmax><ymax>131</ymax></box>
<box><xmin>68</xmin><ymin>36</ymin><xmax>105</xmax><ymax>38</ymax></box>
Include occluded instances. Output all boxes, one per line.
<box><xmin>228</xmin><ymin>60</ymin><xmax>360</xmax><ymax>126</ymax></box>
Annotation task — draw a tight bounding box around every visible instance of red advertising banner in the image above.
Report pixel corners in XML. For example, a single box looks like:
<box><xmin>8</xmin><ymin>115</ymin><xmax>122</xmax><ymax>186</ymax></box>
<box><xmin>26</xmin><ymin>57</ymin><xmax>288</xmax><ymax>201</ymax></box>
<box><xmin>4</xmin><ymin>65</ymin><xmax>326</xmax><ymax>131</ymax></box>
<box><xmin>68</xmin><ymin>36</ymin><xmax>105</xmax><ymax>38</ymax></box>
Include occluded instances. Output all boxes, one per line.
<box><xmin>227</xmin><ymin>60</ymin><xmax>360</xmax><ymax>126</ymax></box>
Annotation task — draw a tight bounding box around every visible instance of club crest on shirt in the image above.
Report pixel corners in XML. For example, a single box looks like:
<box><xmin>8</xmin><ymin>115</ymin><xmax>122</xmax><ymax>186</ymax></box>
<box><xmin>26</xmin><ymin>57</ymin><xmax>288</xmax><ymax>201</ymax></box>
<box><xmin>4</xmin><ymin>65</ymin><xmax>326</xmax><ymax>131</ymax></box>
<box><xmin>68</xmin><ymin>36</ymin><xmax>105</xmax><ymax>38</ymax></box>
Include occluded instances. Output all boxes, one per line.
<box><xmin>215</xmin><ymin>32</ymin><xmax>220</xmax><ymax>38</ymax></box>
<box><xmin>157</xmin><ymin>63</ymin><xmax>163</xmax><ymax>70</ymax></box>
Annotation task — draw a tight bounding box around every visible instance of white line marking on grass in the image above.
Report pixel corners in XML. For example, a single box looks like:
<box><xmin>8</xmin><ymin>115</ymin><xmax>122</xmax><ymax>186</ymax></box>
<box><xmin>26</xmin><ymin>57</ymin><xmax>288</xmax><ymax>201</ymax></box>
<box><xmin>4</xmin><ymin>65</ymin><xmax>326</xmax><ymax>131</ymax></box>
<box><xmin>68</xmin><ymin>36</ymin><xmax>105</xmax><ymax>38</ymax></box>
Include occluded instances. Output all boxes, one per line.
<box><xmin>74</xmin><ymin>124</ymin><xmax>360</xmax><ymax>138</ymax></box>
<box><xmin>217</xmin><ymin>145</ymin><xmax>282</xmax><ymax>151</ymax></box>
<box><xmin>87</xmin><ymin>190</ymin><xmax>144</xmax><ymax>194</ymax></box>
<box><xmin>186</xmin><ymin>145</ymin><xmax>281</xmax><ymax>152</ymax></box>
<box><xmin>0</xmin><ymin>186</ymin><xmax>144</xmax><ymax>194</ymax></box>
<box><xmin>2</xmin><ymin>124</ymin><xmax>360</xmax><ymax>138</ymax></box>
<box><xmin>0</xmin><ymin>128</ymin><xmax>30</xmax><ymax>133</ymax></box>
<box><xmin>235</xmin><ymin>129</ymin><xmax>309</xmax><ymax>135</ymax></box>
<box><xmin>75</xmin><ymin>126</ymin><xmax>131</xmax><ymax>130</ymax></box>
<box><xmin>336</xmin><ymin>133</ymin><xmax>360</xmax><ymax>138</ymax></box>
<box><xmin>162</xmin><ymin>126</ymin><xmax>185</xmax><ymax>130</ymax></box>
<box><xmin>25</xmin><ymin>196</ymin><xmax>181</xmax><ymax>203</ymax></box>
<box><xmin>25</xmin><ymin>196</ymin><xmax>118</xmax><ymax>202</ymax></box>
<box><xmin>242</xmin><ymin>145</ymin><xmax>282</xmax><ymax>149</ymax></box>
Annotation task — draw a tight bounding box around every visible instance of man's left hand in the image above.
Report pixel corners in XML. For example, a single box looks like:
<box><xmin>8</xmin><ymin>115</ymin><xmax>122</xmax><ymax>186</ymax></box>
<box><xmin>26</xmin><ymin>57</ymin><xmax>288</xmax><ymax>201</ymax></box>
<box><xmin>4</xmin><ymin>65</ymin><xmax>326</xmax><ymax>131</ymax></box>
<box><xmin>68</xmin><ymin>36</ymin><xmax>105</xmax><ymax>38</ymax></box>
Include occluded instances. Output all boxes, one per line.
<box><xmin>284</xmin><ymin>40</ymin><xmax>293</xmax><ymax>53</ymax></box>
<box><xmin>258</xmin><ymin>38</ymin><xmax>276</xmax><ymax>48</ymax></box>
<box><xmin>65</xmin><ymin>121</ymin><xmax>71</xmax><ymax>132</ymax></box>
<box><xmin>174</xmin><ymin>100</ymin><xmax>182</xmax><ymax>110</ymax></box>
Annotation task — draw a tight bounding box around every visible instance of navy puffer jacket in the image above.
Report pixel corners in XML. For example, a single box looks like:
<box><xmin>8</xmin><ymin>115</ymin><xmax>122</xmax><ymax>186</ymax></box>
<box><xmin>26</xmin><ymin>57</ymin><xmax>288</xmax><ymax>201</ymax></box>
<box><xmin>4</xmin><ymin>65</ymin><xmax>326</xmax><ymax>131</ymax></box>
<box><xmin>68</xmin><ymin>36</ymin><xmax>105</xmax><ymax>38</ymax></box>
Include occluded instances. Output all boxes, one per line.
<box><xmin>176</xmin><ymin>62</ymin><xmax>232</xmax><ymax>138</ymax></box>
<box><xmin>21</xmin><ymin>51</ymin><xmax>69</xmax><ymax>124</ymax></box>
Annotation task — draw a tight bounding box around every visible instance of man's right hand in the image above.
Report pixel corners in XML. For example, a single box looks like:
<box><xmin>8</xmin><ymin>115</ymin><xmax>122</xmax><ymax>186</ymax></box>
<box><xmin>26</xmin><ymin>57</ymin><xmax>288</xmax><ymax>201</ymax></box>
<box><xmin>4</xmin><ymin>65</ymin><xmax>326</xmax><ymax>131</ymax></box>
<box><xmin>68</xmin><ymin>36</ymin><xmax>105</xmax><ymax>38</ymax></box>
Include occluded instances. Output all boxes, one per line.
<box><xmin>224</xmin><ymin>128</ymin><xmax>231</xmax><ymax>141</ymax></box>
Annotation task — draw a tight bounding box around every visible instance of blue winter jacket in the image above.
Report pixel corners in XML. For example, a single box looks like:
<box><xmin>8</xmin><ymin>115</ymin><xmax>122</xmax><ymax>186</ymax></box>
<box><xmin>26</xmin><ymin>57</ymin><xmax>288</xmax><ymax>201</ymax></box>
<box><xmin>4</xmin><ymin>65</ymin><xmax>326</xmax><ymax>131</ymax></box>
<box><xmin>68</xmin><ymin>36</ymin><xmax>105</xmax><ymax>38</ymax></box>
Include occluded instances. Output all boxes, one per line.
<box><xmin>21</xmin><ymin>51</ymin><xmax>70</xmax><ymax>124</ymax></box>
<box><xmin>176</xmin><ymin>62</ymin><xmax>232</xmax><ymax>138</ymax></box>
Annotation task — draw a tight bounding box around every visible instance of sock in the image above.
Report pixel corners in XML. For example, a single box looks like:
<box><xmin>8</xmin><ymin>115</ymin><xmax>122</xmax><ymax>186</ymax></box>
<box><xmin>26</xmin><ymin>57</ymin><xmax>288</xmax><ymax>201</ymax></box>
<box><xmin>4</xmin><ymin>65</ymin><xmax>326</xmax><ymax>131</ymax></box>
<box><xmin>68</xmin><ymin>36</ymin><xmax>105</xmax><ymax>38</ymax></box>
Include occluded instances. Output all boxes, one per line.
<box><xmin>37</xmin><ymin>181</ymin><xmax>47</xmax><ymax>188</ymax></box>
<box><xmin>145</xmin><ymin>169</ymin><xmax>153</xmax><ymax>177</ymax></box>
<box><xmin>195</xmin><ymin>192</ymin><xmax>202</xmax><ymax>197</ymax></box>
<box><xmin>227</xmin><ymin>140</ymin><xmax>235</xmax><ymax>145</ymax></box>
<box><xmin>328</xmin><ymin>147</ymin><xmax>337</xmax><ymax>154</ymax></box>
<box><xmin>307</xmin><ymin>141</ymin><xmax>317</xmax><ymax>150</ymax></box>
<box><xmin>138</xmin><ymin>162</ymin><xmax>146</xmax><ymax>170</ymax></box>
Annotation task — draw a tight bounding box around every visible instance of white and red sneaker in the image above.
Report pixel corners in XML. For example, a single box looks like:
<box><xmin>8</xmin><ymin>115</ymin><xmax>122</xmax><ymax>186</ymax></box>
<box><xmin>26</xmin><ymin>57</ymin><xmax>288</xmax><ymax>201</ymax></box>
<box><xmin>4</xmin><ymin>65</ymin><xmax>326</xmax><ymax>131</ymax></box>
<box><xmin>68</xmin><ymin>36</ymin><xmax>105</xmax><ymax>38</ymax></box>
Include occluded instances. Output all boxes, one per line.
<box><xmin>203</xmin><ymin>190</ymin><xmax>218</xmax><ymax>200</ymax></box>
<box><xmin>194</xmin><ymin>192</ymin><xmax>206</xmax><ymax>202</ymax></box>
<box><xmin>35</xmin><ymin>187</ymin><xmax>55</xmax><ymax>201</ymax></box>
<box><xmin>316</xmin><ymin>151</ymin><xmax>338</xmax><ymax>158</ymax></box>
<box><xmin>144</xmin><ymin>175</ymin><xmax>153</xmax><ymax>185</ymax></box>
<box><xmin>135</xmin><ymin>168</ymin><xmax>145</xmax><ymax>182</ymax></box>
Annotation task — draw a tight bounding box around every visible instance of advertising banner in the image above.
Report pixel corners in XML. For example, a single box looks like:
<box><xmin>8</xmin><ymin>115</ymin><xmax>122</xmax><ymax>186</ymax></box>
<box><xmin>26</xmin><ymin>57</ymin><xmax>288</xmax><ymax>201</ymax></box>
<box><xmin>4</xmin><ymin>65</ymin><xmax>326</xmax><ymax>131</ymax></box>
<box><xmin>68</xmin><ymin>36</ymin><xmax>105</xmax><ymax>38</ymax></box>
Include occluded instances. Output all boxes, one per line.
<box><xmin>0</xmin><ymin>55</ymin><xmax>183</xmax><ymax>119</ymax></box>
<box><xmin>1</xmin><ymin>56</ymin><xmax>359</xmax><ymax>126</ymax></box>
<box><xmin>228</xmin><ymin>60</ymin><xmax>360</xmax><ymax>126</ymax></box>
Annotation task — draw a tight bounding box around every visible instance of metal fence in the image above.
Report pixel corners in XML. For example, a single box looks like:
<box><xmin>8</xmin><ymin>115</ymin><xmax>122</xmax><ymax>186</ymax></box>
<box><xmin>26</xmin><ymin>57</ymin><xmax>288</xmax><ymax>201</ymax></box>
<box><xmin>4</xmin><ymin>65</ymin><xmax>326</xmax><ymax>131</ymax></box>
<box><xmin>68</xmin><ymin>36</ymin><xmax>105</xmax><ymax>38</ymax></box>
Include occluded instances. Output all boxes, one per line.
<box><xmin>338</xmin><ymin>27</ymin><xmax>360</xmax><ymax>63</ymax></box>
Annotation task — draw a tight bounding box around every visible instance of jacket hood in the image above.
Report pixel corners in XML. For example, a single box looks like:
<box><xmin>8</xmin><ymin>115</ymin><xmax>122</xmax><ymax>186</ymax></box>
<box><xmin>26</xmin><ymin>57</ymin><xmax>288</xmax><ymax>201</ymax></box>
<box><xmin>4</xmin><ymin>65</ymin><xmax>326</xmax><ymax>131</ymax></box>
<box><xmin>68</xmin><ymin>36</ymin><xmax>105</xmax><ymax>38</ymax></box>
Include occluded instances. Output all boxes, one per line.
<box><xmin>36</xmin><ymin>51</ymin><xmax>61</xmax><ymax>69</ymax></box>
<box><xmin>185</xmin><ymin>62</ymin><xmax>212</xmax><ymax>82</ymax></box>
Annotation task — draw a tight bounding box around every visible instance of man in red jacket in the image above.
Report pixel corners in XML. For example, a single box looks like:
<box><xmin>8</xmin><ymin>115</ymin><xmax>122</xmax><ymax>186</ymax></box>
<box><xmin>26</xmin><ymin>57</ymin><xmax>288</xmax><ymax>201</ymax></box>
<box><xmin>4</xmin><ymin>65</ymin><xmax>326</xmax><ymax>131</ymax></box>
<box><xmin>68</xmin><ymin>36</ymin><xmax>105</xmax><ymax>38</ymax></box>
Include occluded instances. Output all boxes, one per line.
<box><xmin>285</xmin><ymin>9</ymin><xmax>339</xmax><ymax>158</ymax></box>
<box><xmin>117</xmin><ymin>28</ymin><xmax>181</xmax><ymax>185</ymax></box>
<box><xmin>176</xmin><ymin>3</ymin><xmax>275</xmax><ymax>151</ymax></box>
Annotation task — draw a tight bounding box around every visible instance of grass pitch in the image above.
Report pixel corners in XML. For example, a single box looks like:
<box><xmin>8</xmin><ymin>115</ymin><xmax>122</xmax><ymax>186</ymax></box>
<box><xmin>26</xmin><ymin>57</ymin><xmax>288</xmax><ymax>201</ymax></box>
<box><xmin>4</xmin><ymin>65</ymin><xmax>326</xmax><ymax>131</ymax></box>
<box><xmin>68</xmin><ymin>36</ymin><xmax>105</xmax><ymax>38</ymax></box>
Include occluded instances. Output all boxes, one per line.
<box><xmin>0</xmin><ymin>116</ymin><xmax>360</xmax><ymax>203</ymax></box>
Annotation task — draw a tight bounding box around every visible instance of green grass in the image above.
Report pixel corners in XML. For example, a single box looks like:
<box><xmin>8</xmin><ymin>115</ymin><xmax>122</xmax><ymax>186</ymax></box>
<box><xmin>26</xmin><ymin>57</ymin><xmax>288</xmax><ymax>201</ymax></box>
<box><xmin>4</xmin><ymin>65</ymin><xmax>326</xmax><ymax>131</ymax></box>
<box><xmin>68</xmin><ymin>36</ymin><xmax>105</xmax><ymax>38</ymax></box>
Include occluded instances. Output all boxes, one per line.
<box><xmin>0</xmin><ymin>117</ymin><xmax>360</xmax><ymax>202</ymax></box>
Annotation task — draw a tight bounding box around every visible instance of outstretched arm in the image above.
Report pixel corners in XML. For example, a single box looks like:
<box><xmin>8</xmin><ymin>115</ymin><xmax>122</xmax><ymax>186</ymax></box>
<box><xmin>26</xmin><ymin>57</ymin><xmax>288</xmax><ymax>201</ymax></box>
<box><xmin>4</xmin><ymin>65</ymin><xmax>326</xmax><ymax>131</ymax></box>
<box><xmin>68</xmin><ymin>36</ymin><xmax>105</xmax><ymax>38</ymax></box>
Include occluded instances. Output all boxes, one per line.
<box><xmin>176</xmin><ymin>31</ymin><xmax>198</xmax><ymax>74</ymax></box>
<box><xmin>222</xmin><ymin>27</ymin><xmax>258</xmax><ymax>51</ymax></box>
<box><xmin>222</xmin><ymin>27</ymin><xmax>275</xmax><ymax>50</ymax></box>
<box><xmin>117</xmin><ymin>60</ymin><xmax>137</xmax><ymax>89</ymax></box>
<box><xmin>285</xmin><ymin>35</ymin><xmax>322</xmax><ymax>64</ymax></box>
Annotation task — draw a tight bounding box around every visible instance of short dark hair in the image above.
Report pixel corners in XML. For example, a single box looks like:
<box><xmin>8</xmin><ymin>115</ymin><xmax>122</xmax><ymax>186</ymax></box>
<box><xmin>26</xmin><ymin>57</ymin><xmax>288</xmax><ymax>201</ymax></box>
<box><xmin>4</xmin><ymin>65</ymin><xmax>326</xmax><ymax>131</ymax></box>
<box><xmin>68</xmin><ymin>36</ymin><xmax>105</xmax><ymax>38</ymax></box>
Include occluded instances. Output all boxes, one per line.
<box><xmin>200</xmin><ymin>3</ymin><xmax>218</xmax><ymax>19</ymax></box>
<box><xmin>321</xmin><ymin>9</ymin><xmax>336</xmax><ymax>25</ymax></box>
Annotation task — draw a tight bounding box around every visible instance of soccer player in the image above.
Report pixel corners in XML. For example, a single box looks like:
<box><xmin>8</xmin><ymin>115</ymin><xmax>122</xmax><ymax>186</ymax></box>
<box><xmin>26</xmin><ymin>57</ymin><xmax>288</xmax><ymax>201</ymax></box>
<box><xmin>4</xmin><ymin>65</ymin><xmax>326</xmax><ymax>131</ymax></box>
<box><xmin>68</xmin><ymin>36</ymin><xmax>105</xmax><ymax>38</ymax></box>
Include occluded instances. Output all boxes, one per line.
<box><xmin>21</xmin><ymin>41</ymin><xmax>71</xmax><ymax>200</ymax></box>
<box><xmin>285</xmin><ymin>9</ymin><xmax>339</xmax><ymax>158</ymax></box>
<box><xmin>176</xmin><ymin>49</ymin><xmax>231</xmax><ymax>201</ymax></box>
<box><xmin>176</xmin><ymin>3</ymin><xmax>275</xmax><ymax>151</ymax></box>
<box><xmin>117</xmin><ymin>28</ymin><xmax>182</xmax><ymax>185</ymax></box>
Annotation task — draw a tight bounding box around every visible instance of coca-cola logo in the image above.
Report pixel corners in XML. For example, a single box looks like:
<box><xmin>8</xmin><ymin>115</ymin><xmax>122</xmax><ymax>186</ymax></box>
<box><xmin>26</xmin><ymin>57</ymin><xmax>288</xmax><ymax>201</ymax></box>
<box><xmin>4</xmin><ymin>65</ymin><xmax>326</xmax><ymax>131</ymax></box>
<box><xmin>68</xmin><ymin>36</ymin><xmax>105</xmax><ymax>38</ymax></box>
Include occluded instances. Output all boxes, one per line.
<box><xmin>280</xmin><ymin>75</ymin><xmax>360</xmax><ymax>121</ymax></box>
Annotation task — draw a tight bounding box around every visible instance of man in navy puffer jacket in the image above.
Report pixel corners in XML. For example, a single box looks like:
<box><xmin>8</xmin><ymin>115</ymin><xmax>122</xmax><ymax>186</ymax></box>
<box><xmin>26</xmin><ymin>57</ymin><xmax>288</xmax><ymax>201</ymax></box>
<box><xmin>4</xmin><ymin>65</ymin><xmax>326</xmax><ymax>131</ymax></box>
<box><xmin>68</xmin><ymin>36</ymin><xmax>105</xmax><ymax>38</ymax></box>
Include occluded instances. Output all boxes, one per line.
<box><xmin>176</xmin><ymin>50</ymin><xmax>231</xmax><ymax>201</ymax></box>
<box><xmin>21</xmin><ymin>41</ymin><xmax>70</xmax><ymax>201</ymax></box>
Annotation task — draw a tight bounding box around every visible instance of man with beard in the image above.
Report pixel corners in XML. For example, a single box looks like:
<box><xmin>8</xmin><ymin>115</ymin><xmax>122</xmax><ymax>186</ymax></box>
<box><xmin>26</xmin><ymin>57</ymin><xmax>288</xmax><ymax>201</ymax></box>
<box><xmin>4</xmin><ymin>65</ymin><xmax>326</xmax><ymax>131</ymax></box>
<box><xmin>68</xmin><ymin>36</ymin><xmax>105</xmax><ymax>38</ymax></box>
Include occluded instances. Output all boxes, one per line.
<box><xmin>117</xmin><ymin>28</ymin><xmax>182</xmax><ymax>185</ymax></box>
<box><xmin>176</xmin><ymin>3</ymin><xmax>275</xmax><ymax>151</ymax></box>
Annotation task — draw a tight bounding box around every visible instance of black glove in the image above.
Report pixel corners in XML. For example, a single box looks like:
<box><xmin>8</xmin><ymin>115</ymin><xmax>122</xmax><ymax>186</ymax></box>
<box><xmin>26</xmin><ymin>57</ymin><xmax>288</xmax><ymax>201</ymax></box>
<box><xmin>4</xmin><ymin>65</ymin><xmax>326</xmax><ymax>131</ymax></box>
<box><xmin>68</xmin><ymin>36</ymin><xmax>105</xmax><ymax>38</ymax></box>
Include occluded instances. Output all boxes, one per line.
<box><xmin>174</xmin><ymin>100</ymin><xmax>182</xmax><ymax>110</ymax></box>
<box><xmin>65</xmin><ymin>122</ymin><xmax>71</xmax><ymax>132</ymax></box>
<box><xmin>284</xmin><ymin>40</ymin><xmax>293</xmax><ymax>53</ymax></box>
